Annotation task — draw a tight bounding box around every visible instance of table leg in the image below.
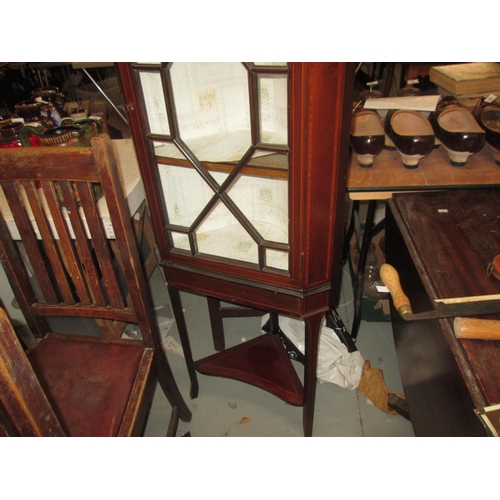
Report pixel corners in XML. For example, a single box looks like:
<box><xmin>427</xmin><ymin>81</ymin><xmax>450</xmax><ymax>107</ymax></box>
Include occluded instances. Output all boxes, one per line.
<box><xmin>342</xmin><ymin>200</ymin><xmax>359</xmax><ymax>265</ymax></box>
<box><xmin>350</xmin><ymin>199</ymin><xmax>377</xmax><ymax>341</ymax></box>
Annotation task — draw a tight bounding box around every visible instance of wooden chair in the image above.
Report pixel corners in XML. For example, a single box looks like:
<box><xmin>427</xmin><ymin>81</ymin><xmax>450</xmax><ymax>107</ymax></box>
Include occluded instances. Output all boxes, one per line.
<box><xmin>0</xmin><ymin>135</ymin><xmax>191</xmax><ymax>436</ymax></box>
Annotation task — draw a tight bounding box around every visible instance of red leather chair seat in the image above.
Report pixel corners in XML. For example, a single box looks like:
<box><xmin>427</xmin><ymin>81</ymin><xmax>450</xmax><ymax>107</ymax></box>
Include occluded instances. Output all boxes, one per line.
<box><xmin>28</xmin><ymin>339</ymin><xmax>146</xmax><ymax>437</ymax></box>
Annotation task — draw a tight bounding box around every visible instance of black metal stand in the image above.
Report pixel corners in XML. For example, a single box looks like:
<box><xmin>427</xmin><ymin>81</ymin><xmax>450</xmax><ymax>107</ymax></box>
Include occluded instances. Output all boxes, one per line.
<box><xmin>343</xmin><ymin>199</ymin><xmax>385</xmax><ymax>341</ymax></box>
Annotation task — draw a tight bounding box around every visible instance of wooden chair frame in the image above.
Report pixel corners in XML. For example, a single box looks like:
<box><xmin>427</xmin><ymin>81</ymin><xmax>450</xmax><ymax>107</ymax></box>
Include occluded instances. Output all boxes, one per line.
<box><xmin>0</xmin><ymin>134</ymin><xmax>191</xmax><ymax>436</ymax></box>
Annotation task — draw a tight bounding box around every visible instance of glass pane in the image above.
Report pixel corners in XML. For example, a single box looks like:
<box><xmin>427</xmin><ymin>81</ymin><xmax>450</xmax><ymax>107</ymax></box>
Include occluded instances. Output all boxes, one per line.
<box><xmin>258</xmin><ymin>73</ymin><xmax>288</xmax><ymax>146</ymax></box>
<box><xmin>170</xmin><ymin>231</ymin><xmax>190</xmax><ymax>251</ymax></box>
<box><xmin>226</xmin><ymin>173</ymin><xmax>288</xmax><ymax>245</ymax></box>
<box><xmin>138</xmin><ymin>71</ymin><xmax>170</xmax><ymax>136</ymax></box>
<box><xmin>266</xmin><ymin>249</ymin><xmax>289</xmax><ymax>271</ymax></box>
<box><xmin>170</xmin><ymin>62</ymin><xmax>252</xmax><ymax>162</ymax></box>
<box><xmin>154</xmin><ymin>142</ymin><xmax>185</xmax><ymax>159</ymax></box>
<box><xmin>195</xmin><ymin>201</ymin><xmax>259</xmax><ymax>265</ymax></box>
<box><xmin>247</xmin><ymin>152</ymin><xmax>288</xmax><ymax>171</ymax></box>
<box><xmin>158</xmin><ymin>164</ymin><xmax>228</xmax><ymax>227</ymax></box>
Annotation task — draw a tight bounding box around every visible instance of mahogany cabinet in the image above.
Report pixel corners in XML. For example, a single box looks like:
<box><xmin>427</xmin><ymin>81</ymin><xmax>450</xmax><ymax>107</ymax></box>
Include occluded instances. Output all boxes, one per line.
<box><xmin>116</xmin><ymin>62</ymin><xmax>354</xmax><ymax>436</ymax></box>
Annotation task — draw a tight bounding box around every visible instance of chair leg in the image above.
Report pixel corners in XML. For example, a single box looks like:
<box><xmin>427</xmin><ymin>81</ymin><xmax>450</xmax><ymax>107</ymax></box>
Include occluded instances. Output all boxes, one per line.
<box><xmin>166</xmin><ymin>406</ymin><xmax>180</xmax><ymax>437</ymax></box>
<box><xmin>156</xmin><ymin>350</ymin><xmax>192</xmax><ymax>423</ymax></box>
<box><xmin>168</xmin><ymin>285</ymin><xmax>199</xmax><ymax>399</ymax></box>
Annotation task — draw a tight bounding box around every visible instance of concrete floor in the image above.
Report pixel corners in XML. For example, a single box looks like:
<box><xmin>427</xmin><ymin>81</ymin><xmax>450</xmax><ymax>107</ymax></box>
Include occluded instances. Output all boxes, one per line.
<box><xmin>143</xmin><ymin>264</ymin><xmax>415</xmax><ymax>437</ymax></box>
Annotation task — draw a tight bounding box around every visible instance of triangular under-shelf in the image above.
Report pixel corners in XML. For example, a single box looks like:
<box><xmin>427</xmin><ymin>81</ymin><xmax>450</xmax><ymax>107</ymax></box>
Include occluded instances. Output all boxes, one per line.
<box><xmin>194</xmin><ymin>332</ymin><xmax>304</xmax><ymax>406</ymax></box>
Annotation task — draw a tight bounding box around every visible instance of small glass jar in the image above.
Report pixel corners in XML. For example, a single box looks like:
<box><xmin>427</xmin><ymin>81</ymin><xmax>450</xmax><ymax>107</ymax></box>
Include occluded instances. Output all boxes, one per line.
<box><xmin>363</xmin><ymin>266</ymin><xmax>388</xmax><ymax>299</ymax></box>
<box><xmin>0</xmin><ymin>122</ymin><xmax>23</xmax><ymax>148</ymax></box>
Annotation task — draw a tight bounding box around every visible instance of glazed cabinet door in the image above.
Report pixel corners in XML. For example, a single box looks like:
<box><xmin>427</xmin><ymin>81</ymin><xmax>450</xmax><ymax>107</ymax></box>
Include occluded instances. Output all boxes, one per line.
<box><xmin>116</xmin><ymin>63</ymin><xmax>353</xmax><ymax>304</ymax></box>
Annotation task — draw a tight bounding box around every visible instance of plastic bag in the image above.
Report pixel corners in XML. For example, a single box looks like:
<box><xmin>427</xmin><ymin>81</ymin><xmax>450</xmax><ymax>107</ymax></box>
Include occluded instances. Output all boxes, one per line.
<box><xmin>260</xmin><ymin>313</ymin><xmax>364</xmax><ymax>390</ymax></box>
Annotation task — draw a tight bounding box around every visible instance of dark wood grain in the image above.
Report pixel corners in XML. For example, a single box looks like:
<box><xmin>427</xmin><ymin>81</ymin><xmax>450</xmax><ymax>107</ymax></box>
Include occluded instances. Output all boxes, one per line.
<box><xmin>386</xmin><ymin>189</ymin><xmax>500</xmax><ymax>436</ymax></box>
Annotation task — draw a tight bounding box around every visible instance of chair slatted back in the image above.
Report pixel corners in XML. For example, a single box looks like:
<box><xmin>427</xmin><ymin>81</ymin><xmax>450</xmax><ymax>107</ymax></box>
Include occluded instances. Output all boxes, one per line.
<box><xmin>0</xmin><ymin>135</ymin><xmax>155</xmax><ymax>347</ymax></box>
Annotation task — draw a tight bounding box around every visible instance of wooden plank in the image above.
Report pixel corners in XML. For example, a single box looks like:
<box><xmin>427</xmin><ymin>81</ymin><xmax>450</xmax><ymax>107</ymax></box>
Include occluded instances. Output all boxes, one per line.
<box><xmin>389</xmin><ymin>189</ymin><xmax>500</xmax><ymax>409</ymax></box>
<box><xmin>2</xmin><ymin>182</ymin><xmax>59</xmax><ymax>304</ymax></box>
<box><xmin>23</xmin><ymin>181</ymin><xmax>75</xmax><ymax>304</ymax></box>
<box><xmin>41</xmin><ymin>180</ymin><xmax>92</xmax><ymax>305</ymax></box>
<box><xmin>58</xmin><ymin>181</ymin><xmax>107</xmax><ymax>307</ymax></box>
<box><xmin>0</xmin><ymin>148</ymin><xmax>97</xmax><ymax>182</ymax></box>
<box><xmin>77</xmin><ymin>181</ymin><xmax>124</xmax><ymax>310</ymax></box>
<box><xmin>347</xmin><ymin>145</ymin><xmax>500</xmax><ymax>195</ymax></box>
<box><xmin>385</xmin><ymin>202</ymin><xmax>488</xmax><ymax>436</ymax></box>
<box><xmin>0</xmin><ymin>216</ymin><xmax>51</xmax><ymax>338</ymax></box>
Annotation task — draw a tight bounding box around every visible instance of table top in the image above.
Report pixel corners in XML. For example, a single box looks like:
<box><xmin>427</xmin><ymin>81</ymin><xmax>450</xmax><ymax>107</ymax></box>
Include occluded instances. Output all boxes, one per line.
<box><xmin>389</xmin><ymin>188</ymin><xmax>500</xmax><ymax>409</ymax></box>
<box><xmin>347</xmin><ymin>143</ymin><xmax>500</xmax><ymax>200</ymax></box>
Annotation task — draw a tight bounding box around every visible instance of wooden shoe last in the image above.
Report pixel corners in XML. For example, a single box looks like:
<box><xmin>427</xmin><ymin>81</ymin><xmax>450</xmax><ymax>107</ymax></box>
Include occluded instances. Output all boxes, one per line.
<box><xmin>473</xmin><ymin>97</ymin><xmax>500</xmax><ymax>166</ymax></box>
<box><xmin>384</xmin><ymin>109</ymin><xmax>435</xmax><ymax>169</ymax></box>
<box><xmin>350</xmin><ymin>108</ymin><xmax>385</xmax><ymax>168</ymax></box>
<box><xmin>429</xmin><ymin>97</ymin><xmax>485</xmax><ymax>166</ymax></box>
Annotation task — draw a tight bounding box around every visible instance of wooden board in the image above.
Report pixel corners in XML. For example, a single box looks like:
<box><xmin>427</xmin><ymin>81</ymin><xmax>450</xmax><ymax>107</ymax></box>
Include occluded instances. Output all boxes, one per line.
<box><xmin>387</xmin><ymin>188</ymin><xmax>500</xmax><ymax>435</ymax></box>
<box><xmin>347</xmin><ymin>144</ymin><xmax>500</xmax><ymax>200</ymax></box>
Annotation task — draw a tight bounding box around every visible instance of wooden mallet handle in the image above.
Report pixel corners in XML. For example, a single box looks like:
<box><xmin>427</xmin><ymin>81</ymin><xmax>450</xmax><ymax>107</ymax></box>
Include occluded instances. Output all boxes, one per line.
<box><xmin>380</xmin><ymin>264</ymin><xmax>413</xmax><ymax>317</ymax></box>
<box><xmin>454</xmin><ymin>317</ymin><xmax>500</xmax><ymax>340</ymax></box>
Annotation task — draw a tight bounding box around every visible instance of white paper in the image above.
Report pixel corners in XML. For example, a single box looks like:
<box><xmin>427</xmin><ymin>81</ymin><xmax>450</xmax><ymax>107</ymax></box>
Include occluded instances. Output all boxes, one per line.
<box><xmin>364</xmin><ymin>95</ymin><xmax>442</xmax><ymax>112</ymax></box>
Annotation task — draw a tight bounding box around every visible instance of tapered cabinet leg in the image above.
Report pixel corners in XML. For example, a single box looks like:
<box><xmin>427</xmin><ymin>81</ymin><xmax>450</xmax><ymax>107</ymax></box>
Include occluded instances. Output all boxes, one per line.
<box><xmin>207</xmin><ymin>296</ymin><xmax>225</xmax><ymax>351</ymax></box>
<box><xmin>168</xmin><ymin>285</ymin><xmax>199</xmax><ymax>399</ymax></box>
<box><xmin>302</xmin><ymin>311</ymin><xmax>325</xmax><ymax>437</ymax></box>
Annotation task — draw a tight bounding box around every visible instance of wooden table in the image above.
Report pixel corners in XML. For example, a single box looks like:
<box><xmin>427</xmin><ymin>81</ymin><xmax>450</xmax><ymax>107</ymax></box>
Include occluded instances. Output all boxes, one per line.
<box><xmin>385</xmin><ymin>188</ymin><xmax>500</xmax><ymax>436</ymax></box>
<box><xmin>345</xmin><ymin>143</ymin><xmax>500</xmax><ymax>340</ymax></box>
